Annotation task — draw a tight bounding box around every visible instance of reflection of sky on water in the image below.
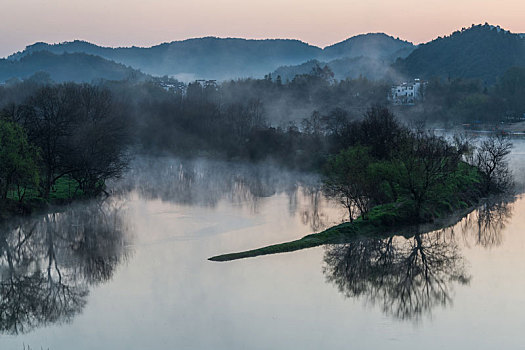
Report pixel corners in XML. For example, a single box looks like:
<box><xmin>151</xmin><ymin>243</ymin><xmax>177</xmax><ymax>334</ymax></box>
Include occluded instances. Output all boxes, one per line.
<box><xmin>0</xmin><ymin>154</ymin><xmax>524</xmax><ymax>349</ymax></box>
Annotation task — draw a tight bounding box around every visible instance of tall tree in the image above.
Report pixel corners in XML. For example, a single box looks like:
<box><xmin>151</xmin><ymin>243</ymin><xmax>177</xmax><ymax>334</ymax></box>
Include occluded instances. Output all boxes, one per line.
<box><xmin>0</xmin><ymin>119</ymin><xmax>39</xmax><ymax>201</ymax></box>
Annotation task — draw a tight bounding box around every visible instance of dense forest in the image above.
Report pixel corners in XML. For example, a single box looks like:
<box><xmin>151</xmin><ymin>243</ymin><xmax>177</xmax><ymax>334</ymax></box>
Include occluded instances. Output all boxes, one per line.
<box><xmin>394</xmin><ymin>24</ymin><xmax>525</xmax><ymax>84</ymax></box>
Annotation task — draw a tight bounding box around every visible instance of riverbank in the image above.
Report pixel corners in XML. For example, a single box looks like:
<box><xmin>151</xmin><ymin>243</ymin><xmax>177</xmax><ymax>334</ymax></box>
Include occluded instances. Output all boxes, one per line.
<box><xmin>209</xmin><ymin>198</ymin><xmax>484</xmax><ymax>262</ymax></box>
<box><xmin>0</xmin><ymin>176</ymin><xmax>89</xmax><ymax>222</ymax></box>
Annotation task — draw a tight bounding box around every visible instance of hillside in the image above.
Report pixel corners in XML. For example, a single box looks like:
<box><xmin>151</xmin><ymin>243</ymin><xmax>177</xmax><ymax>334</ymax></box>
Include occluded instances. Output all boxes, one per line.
<box><xmin>273</xmin><ymin>56</ymin><xmax>403</xmax><ymax>82</ymax></box>
<box><xmin>322</xmin><ymin>33</ymin><xmax>414</xmax><ymax>61</ymax></box>
<box><xmin>394</xmin><ymin>24</ymin><xmax>525</xmax><ymax>84</ymax></box>
<box><xmin>273</xmin><ymin>33</ymin><xmax>413</xmax><ymax>82</ymax></box>
<box><xmin>8</xmin><ymin>38</ymin><xmax>322</xmax><ymax>81</ymax></box>
<box><xmin>0</xmin><ymin>51</ymin><xmax>146</xmax><ymax>83</ymax></box>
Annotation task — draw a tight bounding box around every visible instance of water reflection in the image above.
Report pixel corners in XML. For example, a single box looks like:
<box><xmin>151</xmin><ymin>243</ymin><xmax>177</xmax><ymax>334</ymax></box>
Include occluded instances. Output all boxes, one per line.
<box><xmin>300</xmin><ymin>185</ymin><xmax>334</xmax><ymax>232</ymax></box>
<box><xmin>0</xmin><ymin>200</ymin><xmax>131</xmax><ymax>335</ymax></box>
<box><xmin>323</xmin><ymin>198</ymin><xmax>515</xmax><ymax>321</ymax></box>
<box><xmin>116</xmin><ymin>156</ymin><xmax>340</xmax><ymax>231</ymax></box>
<box><xmin>460</xmin><ymin>198</ymin><xmax>514</xmax><ymax>248</ymax></box>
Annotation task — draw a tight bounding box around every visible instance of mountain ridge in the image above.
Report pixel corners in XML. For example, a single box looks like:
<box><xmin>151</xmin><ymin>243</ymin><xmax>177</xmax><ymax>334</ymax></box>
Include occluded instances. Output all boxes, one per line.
<box><xmin>5</xmin><ymin>24</ymin><xmax>525</xmax><ymax>84</ymax></box>
<box><xmin>7</xmin><ymin>34</ymin><xmax>415</xmax><ymax>81</ymax></box>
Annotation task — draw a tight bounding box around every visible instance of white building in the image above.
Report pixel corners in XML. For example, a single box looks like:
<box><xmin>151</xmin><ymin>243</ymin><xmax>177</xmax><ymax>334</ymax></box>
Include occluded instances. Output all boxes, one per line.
<box><xmin>390</xmin><ymin>79</ymin><xmax>425</xmax><ymax>105</ymax></box>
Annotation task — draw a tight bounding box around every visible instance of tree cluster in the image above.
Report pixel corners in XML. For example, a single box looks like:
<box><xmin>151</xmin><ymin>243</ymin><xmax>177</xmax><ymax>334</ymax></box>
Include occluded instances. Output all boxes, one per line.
<box><xmin>0</xmin><ymin>83</ymin><xmax>130</xmax><ymax>209</ymax></box>
<box><xmin>322</xmin><ymin>107</ymin><xmax>512</xmax><ymax>222</ymax></box>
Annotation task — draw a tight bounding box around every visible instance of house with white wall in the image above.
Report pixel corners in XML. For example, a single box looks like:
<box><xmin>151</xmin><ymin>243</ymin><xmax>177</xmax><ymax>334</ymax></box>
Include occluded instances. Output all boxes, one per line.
<box><xmin>390</xmin><ymin>79</ymin><xmax>425</xmax><ymax>105</ymax></box>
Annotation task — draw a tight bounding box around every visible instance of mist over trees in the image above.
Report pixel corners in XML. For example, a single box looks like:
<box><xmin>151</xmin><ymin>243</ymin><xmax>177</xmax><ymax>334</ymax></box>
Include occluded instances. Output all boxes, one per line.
<box><xmin>99</xmin><ymin>72</ymin><xmax>389</xmax><ymax>167</ymax></box>
<box><xmin>0</xmin><ymin>57</ymin><xmax>520</xmax><ymax>217</ymax></box>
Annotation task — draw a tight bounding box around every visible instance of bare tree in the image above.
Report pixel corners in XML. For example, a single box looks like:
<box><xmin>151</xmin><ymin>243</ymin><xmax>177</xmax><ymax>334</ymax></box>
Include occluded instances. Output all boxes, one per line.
<box><xmin>322</xmin><ymin>146</ymin><xmax>373</xmax><ymax>221</ymax></box>
<box><xmin>64</xmin><ymin>85</ymin><xmax>130</xmax><ymax>195</ymax></box>
<box><xmin>474</xmin><ymin>135</ymin><xmax>513</xmax><ymax>193</ymax></box>
<box><xmin>18</xmin><ymin>84</ymin><xmax>78</xmax><ymax>197</ymax></box>
<box><xmin>395</xmin><ymin>129</ymin><xmax>463</xmax><ymax>218</ymax></box>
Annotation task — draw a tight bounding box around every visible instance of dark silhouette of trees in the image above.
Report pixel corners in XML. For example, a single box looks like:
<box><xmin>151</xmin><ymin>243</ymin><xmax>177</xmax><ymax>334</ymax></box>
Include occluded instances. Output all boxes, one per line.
<box><xmin>360</xmin><ymin>106</ymin><xmax>405</xmax><ymax>159</ymax></box>
<box><xmin>473</xmin><ymin>135</ymin><xmax>513</xmax><ymax>193</ymax></box>
<box><xmin>323</xmin><ymin>146</ymin><xmax>374</xmax><ymax>221</ymax></box>
<box><xmin>321</xmin><ymin>107</ymin><xmax>482</xmax><ymax>222</ymax></box>
<box><xmin>63</xmin><ymin>86</ymin><xmax>130</xmax><ymax>195</ymax></box>
<box><xmin>2</xmin><ymin>83</ymin><xmax>131</xmax><ymax>199</ymax></box>
<box><xmin>18</xmin><ymin>84</ymin><xmax>78</xmax><ymax>197</ymax></box>
<box><xmin>394</xmin><ymin>129</ymin><xmax>464</xmax><ymax>218</ymax></box>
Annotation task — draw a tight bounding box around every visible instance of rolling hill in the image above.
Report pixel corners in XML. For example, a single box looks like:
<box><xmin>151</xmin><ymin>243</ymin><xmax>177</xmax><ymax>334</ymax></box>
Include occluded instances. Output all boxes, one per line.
<box><xmin>394</xmin><ymin>24</ymin><xmax>525</xmax><ymax>84</ymax></box>
<box><xmin>7</xmin><ymin>34</ymin><xmax>415</xmax><ymax>81</ymax></box>
<box><xmin>0</xmin><ymin>51</ymin><xmax>146</xmax><ymax>83</ymax></box>
<box><xmin>7</xmin><ymin>25</ymin><xmax>523</xmax><ymax>84</ymax></box>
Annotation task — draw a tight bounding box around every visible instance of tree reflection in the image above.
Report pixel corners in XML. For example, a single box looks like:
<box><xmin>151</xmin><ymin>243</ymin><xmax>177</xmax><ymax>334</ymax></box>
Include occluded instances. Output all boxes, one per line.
<box><xmin>0</xmin><ymin>200</ymin><xmax>131</xmax><ymax>334</ymax></box>
<box><xmin>300</xmin><ymin>186</ymin><xmax>331</xmax><ymax>232</ymax></box>
<box><xmin>118</xmin><ymin>157</ymin><xmax>301</xmax><ymax>208</ymax></box>
<box><xmin>323</xmin><ymin>199</ymin><xmax>515</xmax><ymax>321</ymax></box>
<box><xmin>117</xmin><ymin>156</ymin><xmax>336</xmax><ymax>230</ymax></box>
<box><xmin>324</xmin><ymin>232</ymin><xmax>469</xmax><ymax>320</ymax></box>
<box><xmin>460</xmin><ymin>198</ymin><xmax>514</xmax><ymax>248</ymax></box>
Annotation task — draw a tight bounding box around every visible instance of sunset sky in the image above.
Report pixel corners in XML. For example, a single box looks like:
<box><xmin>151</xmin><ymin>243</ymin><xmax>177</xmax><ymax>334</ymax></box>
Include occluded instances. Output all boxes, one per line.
<box><xmin>1</xmin><ymin>0</ymin><xmax>524</xmax><ymax>57</ymax></box>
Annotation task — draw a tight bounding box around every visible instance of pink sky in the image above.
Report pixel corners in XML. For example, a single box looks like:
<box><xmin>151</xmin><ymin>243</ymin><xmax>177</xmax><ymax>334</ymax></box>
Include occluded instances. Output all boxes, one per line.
<box><xmin>1</xmin><ymin>0</ymin><xmax>524</xmax><ymax>57</ymax></box>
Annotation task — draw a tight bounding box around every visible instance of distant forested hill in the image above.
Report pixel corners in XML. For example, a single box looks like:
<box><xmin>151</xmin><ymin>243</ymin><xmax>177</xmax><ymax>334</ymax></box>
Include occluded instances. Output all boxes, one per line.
<box><xmin>394</xmin><ymin>24</ymin><xmax>525</xmax><ymax>84</ymax></box>
<box><xmin>7</xmin><ymin>34</ymin><xmax>414</xmax><ymax>81</ymax></box>
<box><xmin>8</xmin><ymin>38</ymin><xmax>321</xmax><ymax>80</ymax></box>
<box><xmin>9</xmin><ymin>25</ymin><xmax>524</xmax><ymax>84</ymax></box>
<box><xmin>322</xmin><ymin>33</ymin><xmax>414</xmax><ymax>61</ymax></box>
<box><xmin>0</xmin><ymin>51</ymin><xmax>146</xmax><ymax>83</ymax></box>
<box><xmin>272</xmin><ymin>34</ymin><xmax>413</xmax><ymax>82</ymax></box>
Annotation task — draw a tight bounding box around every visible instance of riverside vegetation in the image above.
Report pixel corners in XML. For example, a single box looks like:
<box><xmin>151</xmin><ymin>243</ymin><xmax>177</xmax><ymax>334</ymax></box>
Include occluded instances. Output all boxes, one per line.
<box><xmin>0</xmin><ymin>76</ymin><xmax>514</xmax><ymax>233</ymax></box>
<box><xmin>210</xmin><ymin>107</ymin><xmax>513</xmax><ymax>261</ymax></box>
<box><xmin>0</xmin><ymin>83</ymin><xmax>129</xmax><ymax>219</ymax></box>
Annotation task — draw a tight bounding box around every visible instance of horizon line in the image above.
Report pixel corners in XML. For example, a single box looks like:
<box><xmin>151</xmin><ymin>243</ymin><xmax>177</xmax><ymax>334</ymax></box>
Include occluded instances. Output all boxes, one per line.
<box><xmin>5</xmin><ymin>22</ymin><xmax>523</xmax><ymax>59</ymax></box>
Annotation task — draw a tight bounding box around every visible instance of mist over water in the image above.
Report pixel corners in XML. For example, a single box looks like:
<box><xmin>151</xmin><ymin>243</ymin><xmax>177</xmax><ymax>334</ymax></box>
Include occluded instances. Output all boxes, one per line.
<box><xmin>1</xmin><ymin>138</ymin><xmax>525</xmax><ymax>349</ymax></box>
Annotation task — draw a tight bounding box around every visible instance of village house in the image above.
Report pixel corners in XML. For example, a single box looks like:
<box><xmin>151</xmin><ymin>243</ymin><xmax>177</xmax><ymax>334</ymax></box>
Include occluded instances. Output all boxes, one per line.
<box><xmin>389</xmin><ymin>79</ymin><xmax>425</xmax><ymax>105</ymax></box>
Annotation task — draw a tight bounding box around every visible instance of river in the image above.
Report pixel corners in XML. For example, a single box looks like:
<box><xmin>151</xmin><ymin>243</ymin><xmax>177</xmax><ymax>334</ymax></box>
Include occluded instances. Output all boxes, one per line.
<box><xmin>1</xmin><ymin>140</ymin><xmax>525</xmax><ymax>350</ymax></box>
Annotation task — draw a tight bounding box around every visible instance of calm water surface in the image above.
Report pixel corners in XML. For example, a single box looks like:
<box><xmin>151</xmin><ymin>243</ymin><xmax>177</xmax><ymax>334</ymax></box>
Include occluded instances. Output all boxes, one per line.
<box><xmin>1</xmin><ymin>144</ymin><xmax>525</xmax><ymax>350</ymax></box>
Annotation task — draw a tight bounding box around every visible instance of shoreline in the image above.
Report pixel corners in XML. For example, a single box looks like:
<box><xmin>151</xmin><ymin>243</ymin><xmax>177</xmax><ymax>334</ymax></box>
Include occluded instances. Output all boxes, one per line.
<box><xmin>208</xmin><ymin>197</ymin><xmax>504</xmax><ymax>262</ymax></box>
